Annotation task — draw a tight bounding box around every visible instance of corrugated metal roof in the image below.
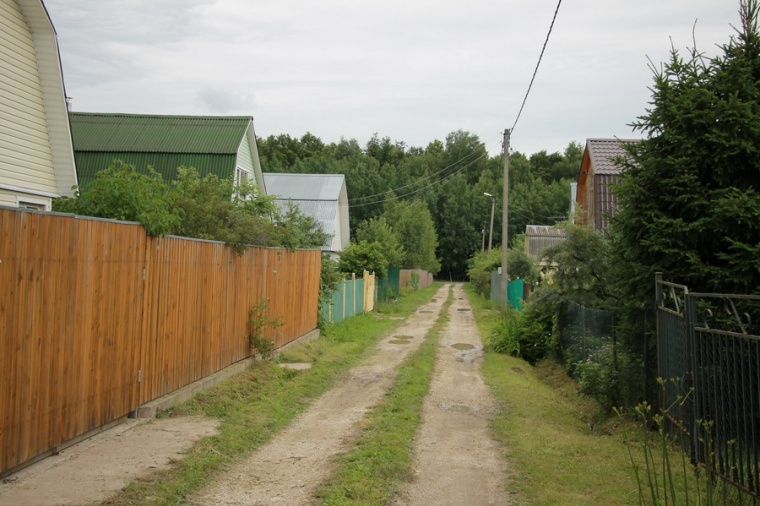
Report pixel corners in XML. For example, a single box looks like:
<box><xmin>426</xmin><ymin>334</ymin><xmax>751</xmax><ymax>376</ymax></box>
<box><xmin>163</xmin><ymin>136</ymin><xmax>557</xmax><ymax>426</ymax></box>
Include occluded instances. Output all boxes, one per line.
<box><xmin>525</xmin><ymin>225</ymin><xmax>567</xmax><ymax>261</ymax></box>
<box><xmin>69</xmin><ymin>112</ymin><xmax>251</xmax><ymax>153</ymax></box>
<box><xmin>275</xmin><ymin>199</ymin><xmax>337</xmax><ymax>251</ymax></box>
<box><xmin>586</xmin><ymin>138</ymin><xmax>639</xmax><ymax>175</ymax></box>
<box><xmin>264</xmin><ymin>173</ymin><xmax>348</xmax><ymax>252</ymax></box>
<box><xmin>263</xmin><ymin>173</ymin><xmax>344</xmax><ymax>201</ymax></box>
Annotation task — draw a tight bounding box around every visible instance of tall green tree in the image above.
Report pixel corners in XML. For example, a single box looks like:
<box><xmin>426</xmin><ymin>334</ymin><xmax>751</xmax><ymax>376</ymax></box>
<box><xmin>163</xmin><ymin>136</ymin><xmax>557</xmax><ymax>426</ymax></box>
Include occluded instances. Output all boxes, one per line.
<box><xmin>610</xmin><ymin>0</ymin><xmax>760</xmax><ymax>300</ymax></box>
<box><xmin>383</xmin><ymin>199</ymin><xmax>441</xmax><ymax>273</ymax></box>
<box><xmin>356</xmin><ymin>216</ymin><xmax>405</xmax><ymax>267</ymax></box>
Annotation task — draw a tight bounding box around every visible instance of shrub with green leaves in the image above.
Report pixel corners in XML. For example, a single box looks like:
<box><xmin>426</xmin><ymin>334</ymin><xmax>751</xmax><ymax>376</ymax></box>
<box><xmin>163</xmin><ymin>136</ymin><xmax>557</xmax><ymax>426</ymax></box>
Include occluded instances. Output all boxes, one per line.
<box><xmin>489</xmin><ymin>306</ymin><xmax>550</xmax><ymax>365</ymax></box>
<box><xmin>575</xmin><ymin>344</ymin><xmax>644</xmax><ymax>411</ymax></box>
<box><xmin>338</xmin><ymin>240</ymin><xmax>388</xmax><ymax>279</ymax></box>
<box><xmin>53</xmin><ymin>160</ymin><xmax>180</xmax><ymax>235</ymax></box>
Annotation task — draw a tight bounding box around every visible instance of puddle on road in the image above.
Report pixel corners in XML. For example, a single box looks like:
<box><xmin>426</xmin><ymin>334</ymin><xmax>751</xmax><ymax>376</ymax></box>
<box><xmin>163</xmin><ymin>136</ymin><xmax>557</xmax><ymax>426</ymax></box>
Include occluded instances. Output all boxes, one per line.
<box><xmin>419</xmin><ymin>310</ymin><xmax>433</xmax><ymax>314</ymax></box>
<box><xmin>457</xmin><ymin>308</ymin><xmax>471</xmax><ymax>312</ymax></box>
<box><xmin>388</xmin><ymin>335</ymin><xmax>413</xmax><ymax>345</ymax></box>
<box><xmin>451</xmin><ymin>343</ymin><xmax>475</xmax><ymax>350</ymax></box>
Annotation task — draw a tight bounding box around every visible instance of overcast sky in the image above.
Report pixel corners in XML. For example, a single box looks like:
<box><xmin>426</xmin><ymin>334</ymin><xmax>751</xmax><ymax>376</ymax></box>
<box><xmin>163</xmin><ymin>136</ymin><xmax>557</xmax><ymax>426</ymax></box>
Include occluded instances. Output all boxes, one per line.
<box><xmin>44</xmin><ymin>0</ymin><xmax>741</xmax><ymax>157</ymax></box>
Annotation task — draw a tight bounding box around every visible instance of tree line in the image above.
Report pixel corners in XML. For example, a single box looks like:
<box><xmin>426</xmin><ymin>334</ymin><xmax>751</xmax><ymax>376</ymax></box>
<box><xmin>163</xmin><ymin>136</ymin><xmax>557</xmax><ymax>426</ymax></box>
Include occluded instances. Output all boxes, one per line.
<box><xmin>258</xmin><ymin>130</ymin><xmax>583</xmax><ymax>280</ymax></box>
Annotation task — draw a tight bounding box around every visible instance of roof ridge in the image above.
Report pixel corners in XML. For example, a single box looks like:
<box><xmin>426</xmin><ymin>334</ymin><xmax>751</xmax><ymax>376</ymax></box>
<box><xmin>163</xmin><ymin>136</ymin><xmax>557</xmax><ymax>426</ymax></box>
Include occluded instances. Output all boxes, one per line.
<box><xmin>69</xmin><ymin>111</ymin><xmax>252</xmax><ymax>121</ymax></box>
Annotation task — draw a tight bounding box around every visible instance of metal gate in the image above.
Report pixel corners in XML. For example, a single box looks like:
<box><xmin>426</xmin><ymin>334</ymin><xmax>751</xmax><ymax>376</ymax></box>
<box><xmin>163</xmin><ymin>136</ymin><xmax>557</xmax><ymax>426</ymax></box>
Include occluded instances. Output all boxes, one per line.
<box><xmin>656</xmin><ymin>273</ymin><xmax>760</xmax><ymax>498</ymax></box>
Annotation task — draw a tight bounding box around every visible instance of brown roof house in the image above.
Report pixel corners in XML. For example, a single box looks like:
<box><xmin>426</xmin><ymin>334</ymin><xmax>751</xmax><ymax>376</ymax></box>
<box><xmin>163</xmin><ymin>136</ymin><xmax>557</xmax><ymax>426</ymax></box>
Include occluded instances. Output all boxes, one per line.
<box><xmin>576</xmin><ymin>138</ymin><xmax>639</xmax><ymax>232</ymax></box>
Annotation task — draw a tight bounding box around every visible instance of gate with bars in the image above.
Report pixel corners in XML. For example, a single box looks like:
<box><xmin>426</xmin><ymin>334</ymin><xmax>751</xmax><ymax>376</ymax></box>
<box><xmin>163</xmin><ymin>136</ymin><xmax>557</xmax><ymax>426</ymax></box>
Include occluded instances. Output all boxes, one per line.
<box><xmin>656</xmin><ymin>273</ymin><xmax>760</xmax><ymax>498</ymax></box>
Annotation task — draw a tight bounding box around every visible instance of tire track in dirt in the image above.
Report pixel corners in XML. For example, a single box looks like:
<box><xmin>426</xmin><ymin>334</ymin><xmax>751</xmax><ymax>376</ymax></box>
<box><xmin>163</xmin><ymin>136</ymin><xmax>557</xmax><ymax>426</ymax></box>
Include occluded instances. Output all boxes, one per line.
<box><xmin>190</xmin><ymin>284</ymin><xmax>451</xmax><ymax>505</ymax></box>
<box><xmin>394</xmin><ymin>283</ymin><xmax>510</xmax><ymax>505</ymax></box>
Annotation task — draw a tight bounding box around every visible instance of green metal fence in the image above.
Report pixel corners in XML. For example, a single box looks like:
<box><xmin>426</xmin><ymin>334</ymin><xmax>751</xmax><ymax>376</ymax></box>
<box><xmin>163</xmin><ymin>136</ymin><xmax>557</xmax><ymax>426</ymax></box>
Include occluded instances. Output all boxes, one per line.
<box><xmin>489</xmin><ymin>271</ymin><xmax>524</xmax><ymax>310</ymax></box>
<box><xmin>556</xmin><ymin>300</ymin><xmax>615</xmax><ymax>369</ymax></box>
<box><xmin>656</xmin><ymin>273</ymin><xmax>760</xmax><ymax>499</ymax></box>
<box><xmin>320</xmin><ymin>276</ymin><xmax>365</xmax><ymax>324</ymax></box>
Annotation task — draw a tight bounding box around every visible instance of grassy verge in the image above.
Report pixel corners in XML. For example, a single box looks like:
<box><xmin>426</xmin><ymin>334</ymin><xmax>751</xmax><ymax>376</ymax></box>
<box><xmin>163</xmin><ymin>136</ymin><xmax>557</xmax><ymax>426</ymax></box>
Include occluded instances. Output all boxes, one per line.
<box><xmin>314</xmin><ymin>285</ymin><xmax>454</xmax><ymax>505</ymax></box>
<box><xmin>99</xmin><ymin>283</ymin><xmax>443</xmax><ymax>506</ymax></box>
<box><xmin>464</xmin><ymin>283</ymin><xmax>642</xmax><ymax>506</ymax></box>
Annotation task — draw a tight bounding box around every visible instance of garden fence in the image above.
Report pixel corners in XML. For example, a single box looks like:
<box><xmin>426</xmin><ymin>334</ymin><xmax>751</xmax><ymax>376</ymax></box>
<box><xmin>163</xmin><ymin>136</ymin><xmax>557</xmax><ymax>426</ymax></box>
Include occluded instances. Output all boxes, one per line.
<box><xmin>0</xmin><ymin>206</ymin><xmax>321</xmax><ymax>476</ymax></box>
<box><xmin>656</xmin><ymin>273</ymin><xmax>760</xmax><ymax>499</ymax></box>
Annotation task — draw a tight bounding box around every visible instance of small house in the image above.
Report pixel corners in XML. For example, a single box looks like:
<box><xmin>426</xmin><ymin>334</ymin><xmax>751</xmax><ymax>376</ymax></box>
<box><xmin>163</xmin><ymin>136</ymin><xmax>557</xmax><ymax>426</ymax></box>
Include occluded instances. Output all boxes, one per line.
<box><xmin>576</xmin><ymin>138</ymin><xmax>639</xmax><ymax>232</ymax></box>
<box><xmin>68</xmin><ymin>113</ymin><xmax>265</xmax><ymax>190</ymax></box>
<box><xmin>263</xmin><ymin>173</ymin><xmax>350</xmax><ymax>254</ymax></box>
<box><xmin>0</xmin><ymin>0</ymin><xmax>78</xmax><ymax>210</ymax></box>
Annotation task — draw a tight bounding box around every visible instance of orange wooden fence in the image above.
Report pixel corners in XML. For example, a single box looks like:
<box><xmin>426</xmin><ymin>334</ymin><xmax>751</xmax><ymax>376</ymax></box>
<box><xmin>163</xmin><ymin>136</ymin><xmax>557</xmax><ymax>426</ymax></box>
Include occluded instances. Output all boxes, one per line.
<box><xmin>399</xmin><ymin>269</ymin><xmax>434</xmax><ymax>290</ymax></box>
<box><xmin>0</xmin><ymin>207</ymin><xmax>320</xmax><ymax>475</ymax></box>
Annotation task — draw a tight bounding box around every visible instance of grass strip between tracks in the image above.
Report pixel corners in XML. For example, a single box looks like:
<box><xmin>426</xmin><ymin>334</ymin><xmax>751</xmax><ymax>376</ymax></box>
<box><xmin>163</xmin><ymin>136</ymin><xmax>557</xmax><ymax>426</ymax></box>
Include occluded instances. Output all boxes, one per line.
<box><xmin>314</xmin><ymin>285</ymin><xmax>454</xmax><ymax>505</ymax></box>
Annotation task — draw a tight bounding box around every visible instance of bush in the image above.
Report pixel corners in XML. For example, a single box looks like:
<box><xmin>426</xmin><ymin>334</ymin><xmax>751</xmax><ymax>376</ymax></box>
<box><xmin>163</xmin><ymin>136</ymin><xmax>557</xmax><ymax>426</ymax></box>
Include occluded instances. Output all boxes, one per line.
<box><xmin>467</xmin><ymin>248</ymin><xmax>501</xmax><ymax>298</ymax></box>
<box><xmin>489</xmin><ymin>306</ymin><xmax>551</xmax><ymax>365</ymax></box>
<box><xmin>575</xmin><ymin>344</ymin><xmax>644</xmax><ymax>412</ymax></box>
<box><xmin>53</xmin><ymin>160</ymin><xmax>180</xmax><ymax>235</ymax></box>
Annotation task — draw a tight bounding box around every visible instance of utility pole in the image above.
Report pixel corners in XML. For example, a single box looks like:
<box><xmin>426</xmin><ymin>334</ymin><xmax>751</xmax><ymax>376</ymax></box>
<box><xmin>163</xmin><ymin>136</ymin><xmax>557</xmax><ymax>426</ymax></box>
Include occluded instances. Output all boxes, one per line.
<box><xmin>483</xmin><ymin>192</ymin><xmax>496</xmax><ymax>253</ymax></box>
<box><xmin>500</xmin><ymin>129</ymin><xmax>510</xmax><ymax>307</ymax></box>
<box><xmin>488</xmin><ymin>195</ymin><xmax>495</xmax><ymax>252</ymax></box>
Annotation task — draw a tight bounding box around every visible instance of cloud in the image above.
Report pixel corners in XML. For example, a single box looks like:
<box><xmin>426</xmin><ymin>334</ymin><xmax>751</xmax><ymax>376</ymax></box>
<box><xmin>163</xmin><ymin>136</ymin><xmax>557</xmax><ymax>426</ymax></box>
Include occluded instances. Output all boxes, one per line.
<box><xmin>197</xmin><ymin>88</ymin><xmax>256</xmax><ymax>114</ymax></box>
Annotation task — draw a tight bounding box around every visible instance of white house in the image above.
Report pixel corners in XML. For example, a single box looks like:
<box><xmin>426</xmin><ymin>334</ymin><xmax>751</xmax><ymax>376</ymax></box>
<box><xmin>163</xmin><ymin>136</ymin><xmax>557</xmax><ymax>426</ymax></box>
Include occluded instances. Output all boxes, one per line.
<box><xmin>263</xmin><ymin>173</ymin><xmax>350</xmax><ymax>254</ymax></box>
<box><xmin>0</xmin><ymin>0</ymin><xmax>77</xmax><ymax>210</ymax></box>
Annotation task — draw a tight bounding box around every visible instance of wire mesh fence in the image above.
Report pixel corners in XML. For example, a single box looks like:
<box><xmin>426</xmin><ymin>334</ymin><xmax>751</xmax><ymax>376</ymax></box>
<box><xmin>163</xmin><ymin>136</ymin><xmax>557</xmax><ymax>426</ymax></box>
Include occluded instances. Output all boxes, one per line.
<box><xmin>556</xmin><ymin>300</ymin><xmax>615</xmax><ymax>369</ymax></box>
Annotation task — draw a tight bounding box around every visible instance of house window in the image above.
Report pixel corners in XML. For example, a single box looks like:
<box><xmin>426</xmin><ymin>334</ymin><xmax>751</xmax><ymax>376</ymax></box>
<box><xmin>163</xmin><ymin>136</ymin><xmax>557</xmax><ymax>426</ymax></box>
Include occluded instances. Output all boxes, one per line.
<box><xmin>17</xmin><ymin>196</ymin><xmax>50</xmax><ymax>211</ymax></box>
<box><xmin>235</xmin><ymin>166</ymin><xmax>250</xmax><ymax>186</ymax></box>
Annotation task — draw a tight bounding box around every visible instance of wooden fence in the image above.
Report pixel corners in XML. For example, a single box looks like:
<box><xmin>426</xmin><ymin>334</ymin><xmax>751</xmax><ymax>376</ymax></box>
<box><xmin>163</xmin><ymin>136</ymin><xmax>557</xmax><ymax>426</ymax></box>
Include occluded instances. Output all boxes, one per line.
<box><xmin>320</xmin><ymin>271</ymin><xmax>376</xmax><ymax>324</ymax></box>
<box><xmin>0</xmin><ymin>207</ymin><xmax>321</xmax><ymax>475</ymax></box>
<box><xmin>399</xmin><ymin>269</ymin><xmax>434</xmax><ymax>290</ymax></box>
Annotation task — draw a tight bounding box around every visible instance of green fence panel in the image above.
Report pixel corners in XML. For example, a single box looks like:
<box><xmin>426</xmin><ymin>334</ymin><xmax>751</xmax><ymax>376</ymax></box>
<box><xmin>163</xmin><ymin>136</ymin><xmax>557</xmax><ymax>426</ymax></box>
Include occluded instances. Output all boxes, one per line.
<box><xmin>355</xmin><ymin>278</ymin><xmax>365</xmax><ymax>316</ymax></box>
<box><xmin>489</xmin><ymin>271</ymin><xmax>524</xmax><ymax>310</ymax></box>
<box><xmin>320</xmin><ymin>276</ymin><xmax>368</xmax><ymax>324</ymax></box>
<box><xmin>508</xmin><ymin>279</ymin><xmax>524</xmax><ymax>311</ymax></box>
<box><xmin>376</xmin><ymin>267</ymin><xmax>400</xmax><ymax>303</ymax></box>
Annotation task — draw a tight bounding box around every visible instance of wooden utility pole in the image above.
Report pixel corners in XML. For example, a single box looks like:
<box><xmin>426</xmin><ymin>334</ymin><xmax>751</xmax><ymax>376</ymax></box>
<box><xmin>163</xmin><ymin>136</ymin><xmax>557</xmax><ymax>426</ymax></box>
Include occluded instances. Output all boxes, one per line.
<box><xmin>500</xmin><ymin>129</ymin><xmax>510</xmax><ymax>307</ymax></box>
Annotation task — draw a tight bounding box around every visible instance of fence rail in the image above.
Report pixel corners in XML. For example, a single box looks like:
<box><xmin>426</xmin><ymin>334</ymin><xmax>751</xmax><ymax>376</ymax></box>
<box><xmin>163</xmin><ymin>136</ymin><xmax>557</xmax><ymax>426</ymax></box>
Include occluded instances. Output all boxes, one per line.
<box><xmin>0</xmin><ymin>207</ymin><xmax>321</xmax><ymax>476</ymax></box>
<box><xmin>656</xmin><ymin>273</ymin><xmax>760</xmax><ymax>498</ymax></box>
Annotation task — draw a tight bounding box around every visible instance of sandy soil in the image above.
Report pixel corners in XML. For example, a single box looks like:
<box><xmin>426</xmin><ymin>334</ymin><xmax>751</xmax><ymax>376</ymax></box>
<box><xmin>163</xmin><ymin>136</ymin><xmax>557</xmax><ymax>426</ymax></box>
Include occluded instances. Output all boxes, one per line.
<box><xmin>0</xmin><ymin>416</ymin><xmax>219</xmax><ymax>506</ymax></box>
<box><xmin>0</xmin><ymin>283</ymin><xmax>510</xmax><ymax>505</ymax></box>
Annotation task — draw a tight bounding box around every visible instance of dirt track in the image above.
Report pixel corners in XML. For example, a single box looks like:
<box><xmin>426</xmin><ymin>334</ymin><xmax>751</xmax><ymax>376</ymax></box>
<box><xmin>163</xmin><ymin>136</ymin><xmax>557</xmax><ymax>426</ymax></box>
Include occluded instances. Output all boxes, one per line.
<box><xmin>0</xmin><ymin>283</ymin><xmax>510</xmax><ymax>505</ymax></box>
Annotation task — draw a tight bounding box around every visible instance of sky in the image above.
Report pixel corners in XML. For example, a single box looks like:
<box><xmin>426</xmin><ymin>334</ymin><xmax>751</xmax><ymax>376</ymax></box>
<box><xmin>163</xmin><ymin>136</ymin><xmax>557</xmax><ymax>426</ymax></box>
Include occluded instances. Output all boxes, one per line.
<box><xmin>44</xmin><ymin>0</ymin><xmax>742</xmax><ymax>157</ymax></box>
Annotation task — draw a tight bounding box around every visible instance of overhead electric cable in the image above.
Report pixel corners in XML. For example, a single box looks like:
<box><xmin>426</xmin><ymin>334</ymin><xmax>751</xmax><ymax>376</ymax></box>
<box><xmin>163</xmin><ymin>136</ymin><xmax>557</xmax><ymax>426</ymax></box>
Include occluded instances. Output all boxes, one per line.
<box><xmin>348</xmin><ymin>148</ymin><xmax>484</xmax><ymax>204</ymax></box>
<box><xmin>511</xmin><ymin>0</ymin><xmax>563</xmax><ymax>132</ymax></box>
<box><xmin>349</xmin><ymin>150</ymin><xmax>490</xmax><ymax>208</ymax></box>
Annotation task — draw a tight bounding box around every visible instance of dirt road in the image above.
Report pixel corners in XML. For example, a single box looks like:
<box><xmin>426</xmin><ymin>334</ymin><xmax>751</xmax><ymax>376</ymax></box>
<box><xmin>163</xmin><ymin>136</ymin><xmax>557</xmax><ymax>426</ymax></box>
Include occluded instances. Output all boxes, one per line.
<box><xmin>190</xmin><ymin>284</ymin><xmax>452</xmax><ymax>505</ymax></box>
<box><xmin>394</xmin><ymin>284</ymin><xmax>510</xmax><ymax>505</ymax></box>
<box><xmin>0</xmin><ymin>283</ymin><xmax>510</xmax><ymax>505</ymax></box>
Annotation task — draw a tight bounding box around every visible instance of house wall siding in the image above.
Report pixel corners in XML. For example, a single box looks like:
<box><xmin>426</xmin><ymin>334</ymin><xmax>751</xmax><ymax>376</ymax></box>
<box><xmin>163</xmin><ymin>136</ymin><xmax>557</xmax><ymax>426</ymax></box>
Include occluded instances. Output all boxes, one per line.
<box><xmin>236</xmin><ymin>128</ymin><xmax>254</xmax><ymax>176</ymax></box>
<box><xmin>0</xmin><ymin>189</ymin><xmax>17</xmax><ymax>207</ymax></box>
<box><xmin>0</xmin><ymin>0</ymin><xmax>58</xmax><ymax>199</ymax></box>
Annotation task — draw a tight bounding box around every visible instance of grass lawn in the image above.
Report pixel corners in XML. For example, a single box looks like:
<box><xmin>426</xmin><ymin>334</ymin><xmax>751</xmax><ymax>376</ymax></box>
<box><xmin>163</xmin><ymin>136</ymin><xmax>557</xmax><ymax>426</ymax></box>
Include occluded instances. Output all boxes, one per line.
<box><xmin>465</xmin><ymin>284</ymin><xmax>643</xmax><ymax>506</ymax></box>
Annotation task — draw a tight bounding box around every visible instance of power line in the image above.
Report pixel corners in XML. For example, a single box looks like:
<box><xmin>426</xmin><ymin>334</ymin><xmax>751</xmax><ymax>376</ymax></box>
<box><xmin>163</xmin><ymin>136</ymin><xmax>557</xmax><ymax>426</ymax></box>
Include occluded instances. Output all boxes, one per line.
<box><xmin>348</xmin><ymin>148</ymin><xmax>484</xmax><ymax>204</ymax></box>
<box><xmin>511</xmin><ymin>0</ymin><xmax>563</xmax><ymax>133</ymax></box>
<box><xmin>348</xmin><ymin>150</ymin><xmax>490</xmax><ymax>208</ymax></box>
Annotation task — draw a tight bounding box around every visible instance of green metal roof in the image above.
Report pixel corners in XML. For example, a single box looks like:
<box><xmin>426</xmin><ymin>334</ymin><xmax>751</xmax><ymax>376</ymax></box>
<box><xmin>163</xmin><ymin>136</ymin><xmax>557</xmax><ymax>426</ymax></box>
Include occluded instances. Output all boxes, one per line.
<box><xmin>69</xmin><ymin>113</ymin><xmax>251</xmax><ymax>153</ymax></box>
<box><xmin>69</xmin><ymin>112</ymin><xmax>252</xmax><ymax>187</ymax></box>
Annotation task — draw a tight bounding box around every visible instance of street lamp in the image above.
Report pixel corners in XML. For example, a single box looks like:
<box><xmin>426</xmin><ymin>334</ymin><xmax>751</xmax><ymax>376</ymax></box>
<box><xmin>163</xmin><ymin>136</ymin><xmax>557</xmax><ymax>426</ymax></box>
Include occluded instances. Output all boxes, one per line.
<box><xmin>484</xmin><ymin>192</ymin><xmax>496</xmax><ymax>252</ymax></box>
